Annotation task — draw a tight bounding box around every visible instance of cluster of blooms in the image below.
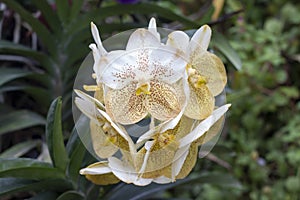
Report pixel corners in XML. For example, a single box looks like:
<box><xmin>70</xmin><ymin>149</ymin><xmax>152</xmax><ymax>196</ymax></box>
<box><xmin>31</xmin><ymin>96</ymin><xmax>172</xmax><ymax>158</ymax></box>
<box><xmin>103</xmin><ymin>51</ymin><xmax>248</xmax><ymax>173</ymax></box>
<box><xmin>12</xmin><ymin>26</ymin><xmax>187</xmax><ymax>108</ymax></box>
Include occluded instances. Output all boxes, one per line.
<box><xmin>74</xmin><ymin>18</ymin><xmax>230</xmax><ymax>186</ymax></box>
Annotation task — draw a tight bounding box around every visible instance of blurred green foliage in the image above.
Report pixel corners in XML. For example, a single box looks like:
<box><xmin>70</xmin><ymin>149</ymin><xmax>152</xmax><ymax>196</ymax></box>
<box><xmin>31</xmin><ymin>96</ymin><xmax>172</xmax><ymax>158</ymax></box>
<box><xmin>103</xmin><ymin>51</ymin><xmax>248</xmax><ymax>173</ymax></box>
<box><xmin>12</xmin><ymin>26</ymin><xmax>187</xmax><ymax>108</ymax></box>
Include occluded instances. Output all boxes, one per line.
<box><xmin>0</xmin><ymin>0</ymin><xmax>299</xmax><ymax>199</ymax></box>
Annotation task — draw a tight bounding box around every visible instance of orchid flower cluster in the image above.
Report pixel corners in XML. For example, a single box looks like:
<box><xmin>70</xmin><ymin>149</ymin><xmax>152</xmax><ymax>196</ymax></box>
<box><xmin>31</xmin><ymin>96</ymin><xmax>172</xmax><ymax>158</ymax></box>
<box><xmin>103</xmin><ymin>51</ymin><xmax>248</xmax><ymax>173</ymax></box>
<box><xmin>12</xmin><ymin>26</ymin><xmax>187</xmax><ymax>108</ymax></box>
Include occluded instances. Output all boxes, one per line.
<box><xmin>74</xmin><ymin>18</ymin><xmax>230</xmax><ymax>186</ymax></box>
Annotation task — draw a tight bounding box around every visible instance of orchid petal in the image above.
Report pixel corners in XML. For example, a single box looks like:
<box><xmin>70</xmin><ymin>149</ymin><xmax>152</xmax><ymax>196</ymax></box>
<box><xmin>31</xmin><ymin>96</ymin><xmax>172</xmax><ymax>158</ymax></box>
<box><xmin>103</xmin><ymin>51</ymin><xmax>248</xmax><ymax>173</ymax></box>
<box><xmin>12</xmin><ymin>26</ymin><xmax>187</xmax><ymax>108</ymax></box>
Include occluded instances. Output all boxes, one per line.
<box><xmin>175</xmin><ymin>143</ymin><xmax>198</xmax><ymax>179</ymax></box>
<box><xmin>190</xmin><ymin>24</ymin><xmax>211</xmax><ymax>52</ymax></box>
<box><xmin>148</xmin><ymin>81</ymin><xmax>182</xmax><ymax>121</ymax></box>
<box><xmin>108</xmin><ymin>157</ymin><xmax>153</xmax><ymax>186</ymax></box>
<box><xmin>148</xmin><ymin>17</ymin><xmax>160</xmax><ymax>41</ymax></box>
<box><xmin>179</xmin><ymin>104</ymin><xmax>231</xmax><ymax>148</ymax></box>
<box><xmin>126</xmin><ymin>28</ymin><xmax>160</xmax><ymax>51</ymax></box>
<box><xmin>75</xmin><ymin>89</ymin><xmax>104</xmax><ymax>110</ymax></box>
<box><xmin>90</xmin><ymin>121</ymin><xmax>119</xmax><ymax>158</ymax></box>
<box><xmin>166</xmin><ymin>31</ymin><xmax>190</xmax><ymax>53</ymax></box>
<box><xmin>104</xmin><ymin>84</ymin><xmax>148</xmax><ymax>125</ymax></box>
<box><xmin>153</xmin><ymin>176</ymin><xmax>173</xmax><ymax>184</ymax></box>
<box><xmin>190</xmin><ymin>51</ymin><xmax>227</xmax><ymax>96</ymax></box>
<box><xmin>195</xmin><ymin>115</ymin><xmax>225</xmax><ymax>146</ymax></box>
<box><xmin>80</xmin><ymin>161</ymin><xmax>112</xmax><ymax>175</ymax></box>
<box><xmin>80</xmin><ymin>161</ymin><xmax>120</xmax><ymax>185</ymax></box>
<box><xmin>184</xmin><ymin>84</ymin><xmax>215</xmax><ymax>120</ymax></box>
<box><xmin>90</xmin><ymin>22</ymin><xmax>107</xmax><ymax>55</ymax></box>
<box><xmin>172</xmin><ymin>144</ymin><xmax>190</xmax><ymax>180</ymax></box>
<box><xmin>101</xmin><ymin>47</ymin><xmax>186</xmax><ymax>90</ymax></box>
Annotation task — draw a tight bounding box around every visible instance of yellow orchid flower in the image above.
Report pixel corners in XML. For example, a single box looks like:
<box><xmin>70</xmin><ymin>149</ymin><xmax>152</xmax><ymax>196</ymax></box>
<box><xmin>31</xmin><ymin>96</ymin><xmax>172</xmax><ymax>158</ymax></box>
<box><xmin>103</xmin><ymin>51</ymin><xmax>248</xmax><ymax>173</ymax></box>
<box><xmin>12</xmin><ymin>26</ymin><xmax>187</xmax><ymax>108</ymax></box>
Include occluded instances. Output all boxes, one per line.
<box><xmin>167</xmin><ymin>25</ymin><xmax>227</xmax><ymax>120</ymax></box>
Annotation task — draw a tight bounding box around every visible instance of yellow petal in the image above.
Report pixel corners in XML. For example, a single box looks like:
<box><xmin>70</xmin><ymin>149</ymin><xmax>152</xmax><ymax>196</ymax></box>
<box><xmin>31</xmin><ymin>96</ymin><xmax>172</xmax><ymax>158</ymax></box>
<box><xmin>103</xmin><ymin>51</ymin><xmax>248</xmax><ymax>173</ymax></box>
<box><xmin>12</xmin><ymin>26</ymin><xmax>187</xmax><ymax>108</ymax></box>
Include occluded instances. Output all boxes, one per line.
<box><xmin>80</xmin><ymin>162</ymin><xmax>120</xmax><ymax>185</ymax></box>
<box><xmin>90</xmin><ymin>121</ymin><xmax>119</xmax><ymax>158</ymax></box>
<box><xmin>104</xmin><ymin>84</ymin><xmax>148</xmax><ymax>125</ymax></box>
<box><xmin>184</xmin><ymin>80</ymin><xmax>215</xmax><ymax>120</ymax></box>
<box><xmin>173</xmin><ymin>115</ymin><xmax>194</xmax><ymax>140</ymax></box>
<box><xmin>147</xmin><ymin>81</ymin><xmax>183</xmax><ymax>121</ymax></box>
<box><xmin>136</xmin><ymin>128</ymin><xmax>180</xmax><ymax>178</ymax></box>
<box><xmin>191</xmin><ymin>51</ymin><xmax>227</xmax><ymax>96</ymax></box>
<box><xmin>176</xmin><ymin>143</ymin><xmax>198</xmax><ymax>179</ymax></box>
<box><xmin>94</xmin><ymin>84</ymin><xmax>104</xmax><ymax>103</ymax></box>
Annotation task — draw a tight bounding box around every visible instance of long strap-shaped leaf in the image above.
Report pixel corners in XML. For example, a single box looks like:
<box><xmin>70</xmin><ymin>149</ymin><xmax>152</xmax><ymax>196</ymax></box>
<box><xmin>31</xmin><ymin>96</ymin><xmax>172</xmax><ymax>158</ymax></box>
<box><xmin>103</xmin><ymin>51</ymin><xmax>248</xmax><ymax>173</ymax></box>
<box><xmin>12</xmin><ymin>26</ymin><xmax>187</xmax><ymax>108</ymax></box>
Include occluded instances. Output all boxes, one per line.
<box><xmin>66</xmin><ymin>3</ymin><xmax>200</xmax><ymax>35</ymax></box>
<box><xmin>0</xmin><ymin>40</ymin><xmax>57</xmax><ymax>75</ymax></box>
<box><xmin>1</xmin><ymin>0</ymin><xmax>56</xmax><ymax>55</ymax></box>
<box><xmin>32</xmin><ymin>0</ymin><xmax>61</xmax><ymax>32</ymax></box>
<box><xmin>46</xmin><ymin>97</ymin><xmax>69</xmax><ymax>172</ymax></box>
<box><xmin>55</xmin><ymin>0</ymin><xmax>70</xmax><ymax>25</ymax></box>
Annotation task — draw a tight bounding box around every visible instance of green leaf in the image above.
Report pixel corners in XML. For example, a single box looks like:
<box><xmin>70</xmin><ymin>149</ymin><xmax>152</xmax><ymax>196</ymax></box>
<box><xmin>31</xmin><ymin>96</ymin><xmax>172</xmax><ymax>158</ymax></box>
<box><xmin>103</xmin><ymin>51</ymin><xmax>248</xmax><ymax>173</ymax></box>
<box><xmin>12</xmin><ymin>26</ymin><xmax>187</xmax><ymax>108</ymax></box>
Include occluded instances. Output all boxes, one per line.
<box><xmin>69</xmin><ymin>0</ymin><xmax>84</xmax><ymax>21</ymax></box>
<box><xmin>104</xmin><ymin>173</ymin><xmax>242</xmax><ymax>200</ymax></box>
<box><xmin>0</xmin><ymin>68</ymin><xmax>33</xmax><ymax>86</ymax></box>
<box><xmin>67</xmin><ymin>3</ymin><xmax>200</xmax><ymax>34</ymax></box>
<box><xmin>0</xmin><ymin>110</ymin><xmax>45</xmax><ymax>136</ymax></box>
<box><xmin>0</xmin><ymin>0</ymin><xmax>56</xmax><ymax>54</ymax></box>
<box><xmin>56</xmin><ymin>0</ymin><xmax>70</xmax><ymax>24</ymax></box>
<box><xmin>46</xmin><ymin>97</ymin><xmax>69</xmax><ymax>171</ymax></box>
<box><xmin>66</xmin><ymin>128</ymin><xmax>86</xmax><ymax>185</ymax></box>
<box><xmin>0</xmin><ymin>158</ymin><xmax>65</xmax><ymax>180</ymax></box>
<box><xmin>28</xmin><ymin>191</ymin><xmax>59</xmax><ymax>200</ymax></box>
<box><xmin>0</xmin><ymin>40</ymin><xmax>57</xmax><ymax>74</ymax></box>
<box><xmin>56</xmin><ymin>190</ymin><xmax>85</xmax><ymax>200</ymax></box>
<box><xmin>0</xmin><ymin>178</ymin><xmax>72</xmax><ymax>196</ymax></box>
<box><xmin>0</xmin><ymin>85</ymin><xmax>52</xmax><ymax>108</ymax></box>
<box><xmin>0</xmin><ymin>140</ymin><xmax>41</xmax><ymax>158</ymax></box>
<box><xmin>212</xmin><ymin>32</ymin><xmax>242</xmax><ymax>70</ymax></box>
<box><xmin>32</xmin><ymin>0</ymin><xmax>61</xmax><ymax>33</ymax></box>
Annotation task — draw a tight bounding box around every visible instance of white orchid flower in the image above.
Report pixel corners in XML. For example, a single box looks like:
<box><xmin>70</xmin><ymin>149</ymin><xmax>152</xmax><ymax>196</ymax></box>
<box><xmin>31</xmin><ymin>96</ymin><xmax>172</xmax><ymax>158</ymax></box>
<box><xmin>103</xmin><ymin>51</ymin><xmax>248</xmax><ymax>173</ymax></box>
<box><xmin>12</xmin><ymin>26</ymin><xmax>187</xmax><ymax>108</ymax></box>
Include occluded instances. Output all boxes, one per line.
<box><xmin>75</xmin><ymin>17</ymin><xmax>230</xmax><ymax>186</ymax></box>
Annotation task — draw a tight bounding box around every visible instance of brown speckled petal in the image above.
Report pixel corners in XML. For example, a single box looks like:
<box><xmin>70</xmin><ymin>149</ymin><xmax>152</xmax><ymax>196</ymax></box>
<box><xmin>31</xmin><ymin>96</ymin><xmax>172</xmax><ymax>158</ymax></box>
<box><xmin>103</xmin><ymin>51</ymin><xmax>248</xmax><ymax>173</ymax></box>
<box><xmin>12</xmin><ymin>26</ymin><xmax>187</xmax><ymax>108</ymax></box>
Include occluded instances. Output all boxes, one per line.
<box><xmin>104</xmin><ymin>84</ymin><xmax>148</xmax><ymax>125</ymax></box>
<box><xmin>184</xmin><ymin>82</ymin><xmax>215</xmax><ymax>120</ymax></box>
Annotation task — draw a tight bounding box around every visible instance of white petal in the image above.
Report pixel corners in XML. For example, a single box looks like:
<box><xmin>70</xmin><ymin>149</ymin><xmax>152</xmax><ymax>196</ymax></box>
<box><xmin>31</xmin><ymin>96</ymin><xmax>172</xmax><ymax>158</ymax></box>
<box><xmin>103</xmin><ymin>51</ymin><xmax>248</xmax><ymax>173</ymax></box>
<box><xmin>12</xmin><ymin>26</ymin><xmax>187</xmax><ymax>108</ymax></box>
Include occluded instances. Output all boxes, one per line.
<box><xmin>148</xmin><ymin>17</ymin><xmax>160</xmax><ymax>41</ymax></box>
<box><xmin>74</xmin><ymin>97</ymin><xmax>97</xmax><ymax>121</ymax></box>
<box><xmin>80</xmin><ymin>165</ymin><xmax>112</xmax><ymax>175</ymax></box>
<box><xmin>101</xmin><ymin>50</ymin><xmax>142</xmax><ymax>89</ymax></box>
<box><xmin>96</xmin><ymin>50</ymin><xmax>125</xmax><ymax>85</ymax></box>
<box><xmin>126</xmin><ymin>28</ymin><xmax>160</xmax><ymax>51</ymax></box>
<box><xmin>166</xmin><ymin>31</ymin><xmax>190</xmax><ymax>53</ymax></box>
<box><xmin>138</xmin><ymin>141</ymin><xmax>155</xmax><ymax>174</ymax></box>
<box><xmin>89</xmin><ymin>43</ymin><xmax>101</xmax><ymax>62</ymax></box>
<box><xmin>148</xmin><ymin>46</ymin><xmax>187</xmax><ymax>84</ymax></box>
<box><xmin>171</xmin><ymin>144</ymin><xmax>190</xmax><ymax>179</ymax></box>
<box><xmin>108</xmin><ymin>157</ymin><xmax>153</xmax><ymax>186</ymax></box>
<box><xmin>74</xmin><ymin>89</ymin><xmax>104</xmax><ymax>110</ymax></box>
<box><xmin>179</xmin><ymin>104</ymin><xmax>231</xmax><ymax>147</ymax></box>
<box><xmin>190</xmin><ymin>24</ymin><xmax>212</xmax><ymax>53</ymax></box>
<box><xmin>91</xmin><ymin>22</ymin><xmax>107</xmax><ymax>55</ymax></box>
<box><xmin>101</xmin><ymin>46</ymin><xmax>186</xmax><ymax>89</ymax></box>
<box><xmin>136</xmin><ymin>128</ymin><xmax>156</xmax><ymax>144</ymax></box>
<box><xmin>153</xmin><ymin>176</ymin><xmax>172</xmax><ymax>184</ymax></box>
<box><xmin>74</xmin><ymin>90</ymin><xmax>104</xmax><ymax>121</ymax></box>
<box><xmin>133</xmin><ymin>178</ymin><xmax>153</xmax><ymax>186</ymax></box>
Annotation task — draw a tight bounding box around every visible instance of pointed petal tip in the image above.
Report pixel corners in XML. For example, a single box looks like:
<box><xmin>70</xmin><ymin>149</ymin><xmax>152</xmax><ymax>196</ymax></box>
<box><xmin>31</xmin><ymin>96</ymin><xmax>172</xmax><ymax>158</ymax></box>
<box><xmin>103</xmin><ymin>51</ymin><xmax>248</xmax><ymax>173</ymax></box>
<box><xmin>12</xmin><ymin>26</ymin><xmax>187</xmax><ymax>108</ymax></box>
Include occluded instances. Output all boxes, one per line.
<box><xmin>89</xmin><ymin>43</ymin><xmax>96</xmax><ymax>50</ymax></box>
<box><xmin>79</xmin><ymin>168</ymin><xmax>86</xmax><ymax>175</ymax></box>
<box><xmin>148</xmin><ymin>17</ymin><xmax>156</xmax><ymax>27</ymax></box>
